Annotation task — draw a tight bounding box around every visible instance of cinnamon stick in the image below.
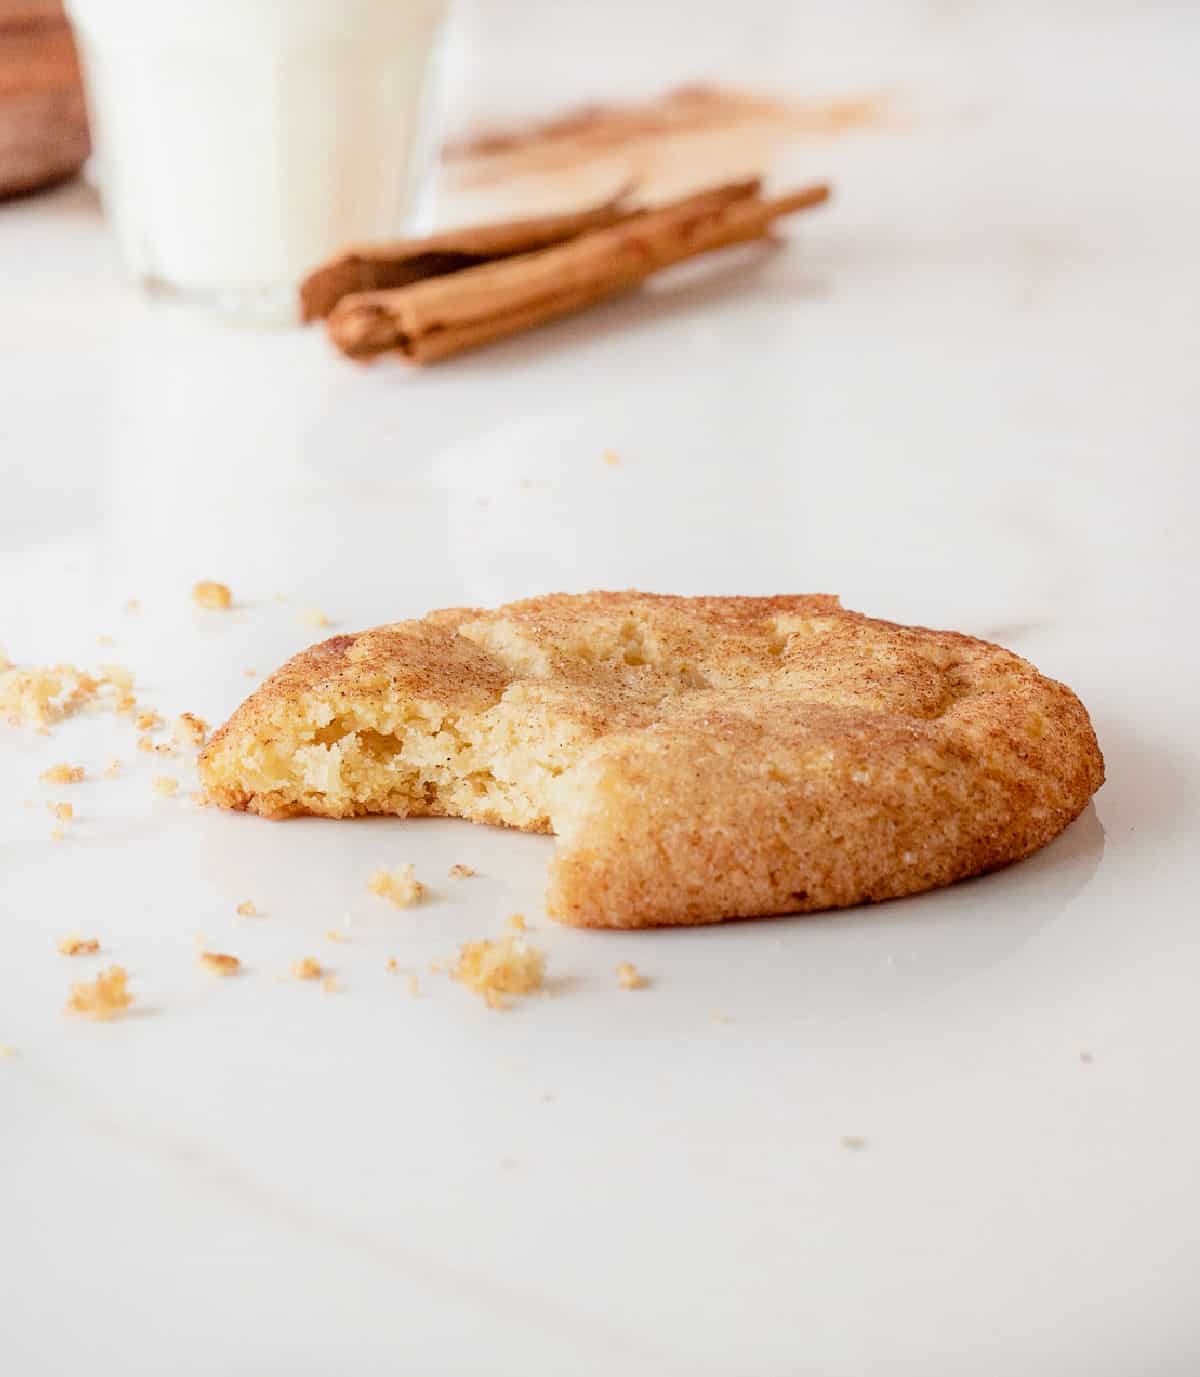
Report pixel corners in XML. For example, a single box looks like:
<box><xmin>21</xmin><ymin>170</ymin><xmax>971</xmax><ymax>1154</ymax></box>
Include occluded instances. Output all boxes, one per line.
<box><xmin>299</xmin><ymin>181</ymin><xmax>758</xmax><ymax>321</ymax></box>
<box><xmin>326</xmin><ymin>181</ymin><xmax>829</xmax><ymax>364</ymax></box>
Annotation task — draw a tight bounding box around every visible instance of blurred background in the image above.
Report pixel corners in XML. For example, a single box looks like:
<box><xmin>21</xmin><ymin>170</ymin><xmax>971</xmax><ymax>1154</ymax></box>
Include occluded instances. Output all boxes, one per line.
<box><xmin>3</xmin><ymin>0</ymin><xmax>1193</xmax><ymax>633</ymax></box>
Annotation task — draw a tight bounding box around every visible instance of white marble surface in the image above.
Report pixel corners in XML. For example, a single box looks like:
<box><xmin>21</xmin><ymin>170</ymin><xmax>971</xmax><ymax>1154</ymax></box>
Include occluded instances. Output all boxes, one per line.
<box><xmin>3</xmin><ymin>2</ymin><xmax>1199</xmax><ymax>1373</ymax></box>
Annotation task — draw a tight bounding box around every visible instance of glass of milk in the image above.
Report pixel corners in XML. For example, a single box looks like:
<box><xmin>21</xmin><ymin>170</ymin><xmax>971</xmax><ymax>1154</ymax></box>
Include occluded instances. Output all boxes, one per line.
<box><xmin>65</xmin><ymin>0</ymin><xmax>451</xmax><ymax>320</ymax></box>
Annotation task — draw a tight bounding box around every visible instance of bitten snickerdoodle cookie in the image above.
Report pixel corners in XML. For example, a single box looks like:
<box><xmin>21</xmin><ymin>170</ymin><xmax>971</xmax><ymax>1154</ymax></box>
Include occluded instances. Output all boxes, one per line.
<box><xmin>200</xmin><ymin>593</ymin><xmax>1103</xmax><ymax>928</ymax></box>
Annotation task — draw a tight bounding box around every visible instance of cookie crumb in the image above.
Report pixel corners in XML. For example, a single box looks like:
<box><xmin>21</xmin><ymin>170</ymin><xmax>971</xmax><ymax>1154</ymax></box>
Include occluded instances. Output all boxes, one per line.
<box><xmin>123</xmin><ymin>598</ymin><xmax>141</xmax><ymax>613</ymax></box>
<box><xmin>840</xmin><ymin>1135</ymin><xmax>869</xmax><ymax>1151</ymax></box>
<box><xmin>385</xmin><ymin>957</ymin><xmax>399</xmax><ymax>973</ymax></box>
<box><xmin>104</xmin><ymin>759</ymin><xmax>122</xmax><ymax>778</ymax></box>
<box><xmin>235</xmin><ymin>900</ymin><xmax>258</xmax><ymax>917</ymax></box>
<box><xmin>300</xmin><ymin>608</ymin><xmax>330</xmax><ymax>628</ymax></box>
<box><xmin>193</xmin><ymin>581</ymin><xmax>232</xmax><ymax>610</ymax></box>
<box><xmin>96</xmin><ymin>634</ymin><xmax>115</xmax><ymax>647</ymax></box>
<box><xmin>135</xmin><ymin>710</ymin><xmax>163</xmax><ymax>732</ymax></box>
<box><xmin>325</xmin><ymin>929</ymin><xmax>349</xmax><ymax>944</ymax></box>
<box><xmin>407</xmin><ymin>973</ymin><xmax>421</xmax><ymax>997</ymax></box>
<box><xmin>41</xmin><ymin>763</ymin><xmax>84</xmax><ymax>784</ymax></box>
<box><xmin>506</xmin><ymin>913</ymin><xmax>527</xmax><ymax>934</ymax></box>
<box><xmin>49</xmin><ymin>802</ymin><xmax>73</xmax><ymax>822</ymax></box>
<box><xmin>292</xmin><ymin>957</ymin><xmax>322</xmax><ymax>981</ymax></box>
<box><xmin>66</xmin><ymin>965</ymin><xmax>133</xmax><ymax>1020</ymax></box>
<box><xmin>602</xmin><ymin>450</ymin><xmax>621</xmax><ymax>467</ymax></box>
<box><xmin>174</xmin><ymin>712</ymin><xmax>208</xmax><ymax>747</ymax></box>
<box><xmin>244</xmin><ymin>668</ymin><xmax>258</xmax><ymax>678</ymax></box>
<box><xmin>49</xmin><ymin>827</ymin><xmax>66</xmax><ymax>841</ymax></box>
<box><xmin>115</xmin><ymin>693</ymin><xmax>137</xmax><ymax>717</ymax></box>
<box><xmin>152</xmin><ymin>776</ymin><xmax>179</xmax><ymax>797</ymax></box>
<box><xmin>3</xmin><ymin>665</ymin><xmax>99</xmax><ymax>729</ymax></box>
<box><xmin>368</xmin><ymin>863</ymin><xmax>425</xmax><ymax>907</ymax></box>
<box><xmin>137</xmin><ymin>735</ymin><xmax>155</xmax><ymax>753</ymax></box>
<box><xmin>199</xmin><ymin>951</ymin><xmax>241</xmax><ymax>976</ymax></box>
<box><xmin>58</xmin><ymin>934</ymin><xmax>99</xmax><ymax>956</ymax></box>
<box><xmin>322</xmin><ymin>975</ymin><xmax>339</xmax><ymax>993</ymax></box>
<box><xmin>616</xmin><ymin>961</ymin><xmax>646</xmax><ymax>990</ymax></box>
<box><xmin>99</xmin><ymin>664</ymin><xmax>134</xmax><ymax>693</ymax></box>
<box><xmin>453</xmin><ymin>933</ymin><xmax>546</xmax><ymax>1010</ymax></box>
<box><xmin>448</xmin><ymin>863</ymin><xmax>476</xmax><ymax>878</ymax></box>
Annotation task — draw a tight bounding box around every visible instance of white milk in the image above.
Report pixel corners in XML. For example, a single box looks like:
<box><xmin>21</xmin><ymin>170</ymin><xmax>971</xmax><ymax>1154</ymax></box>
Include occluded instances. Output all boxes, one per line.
<box><xmin>66</xmin><ymin>0</ymin><xmax>450</xmax><ymax>314</ymax></box>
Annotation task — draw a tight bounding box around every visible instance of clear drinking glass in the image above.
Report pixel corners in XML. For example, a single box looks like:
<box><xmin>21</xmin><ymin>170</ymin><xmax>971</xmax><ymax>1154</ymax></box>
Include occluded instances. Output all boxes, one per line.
<box><xmin>64</xmin><ymin>0</ymin><xmax>451</xmax><ymax>320</ymax></box>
